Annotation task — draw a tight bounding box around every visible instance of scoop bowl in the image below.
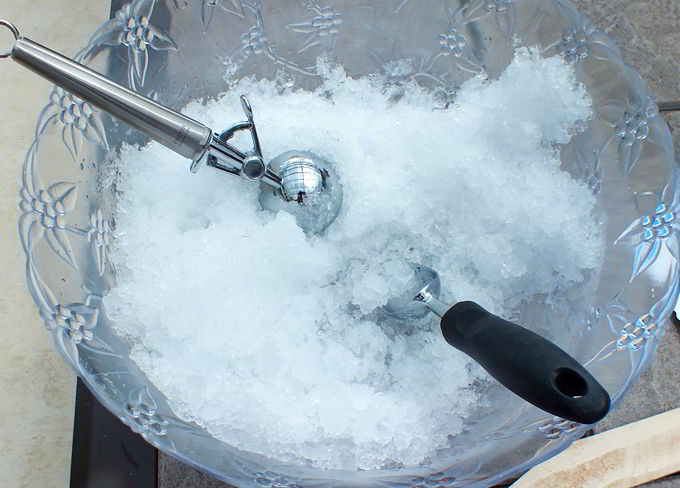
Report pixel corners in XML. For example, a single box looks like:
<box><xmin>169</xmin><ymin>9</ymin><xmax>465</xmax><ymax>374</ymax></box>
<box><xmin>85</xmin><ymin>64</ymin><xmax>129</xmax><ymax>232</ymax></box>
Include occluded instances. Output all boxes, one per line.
<box><xmin>383</xmin><ymin>264</ymin><xmax>442</xmax><ymax>320</ymax></box>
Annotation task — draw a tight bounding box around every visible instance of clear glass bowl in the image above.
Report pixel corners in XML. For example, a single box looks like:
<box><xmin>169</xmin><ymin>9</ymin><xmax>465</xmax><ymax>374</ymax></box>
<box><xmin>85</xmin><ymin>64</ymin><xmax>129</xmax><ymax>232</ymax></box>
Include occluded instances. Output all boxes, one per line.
<box><xmin>19</xmin><ymin>0</ymin><xmax>678</xmax><ymax>486</ymax></box>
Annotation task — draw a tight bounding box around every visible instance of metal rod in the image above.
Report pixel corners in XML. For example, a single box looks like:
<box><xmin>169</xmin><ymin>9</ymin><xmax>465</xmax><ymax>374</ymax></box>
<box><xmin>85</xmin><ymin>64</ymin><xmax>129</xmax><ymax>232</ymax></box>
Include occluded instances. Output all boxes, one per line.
<box><xmin>419</xmin><ymin>293</ymin><xmax>453</xmax><ymax>319</ymax></box>
<box><xmin>12</xmin><ymin>36</ymin><xmax>214</xmax><ymax>162</ymax></box>
<box><xmin>2</xmin><ymin>20</ymin><xmax>282</xmax><ymax>189</ymax></box>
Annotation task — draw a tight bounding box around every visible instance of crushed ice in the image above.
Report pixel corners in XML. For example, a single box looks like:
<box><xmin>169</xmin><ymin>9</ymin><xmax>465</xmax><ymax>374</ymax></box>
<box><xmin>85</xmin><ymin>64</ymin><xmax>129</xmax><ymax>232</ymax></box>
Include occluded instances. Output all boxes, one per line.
<box><xmin>104</xmin><ymin>49</ymin><xmax>602</xmax><ymax>470</ymax></box>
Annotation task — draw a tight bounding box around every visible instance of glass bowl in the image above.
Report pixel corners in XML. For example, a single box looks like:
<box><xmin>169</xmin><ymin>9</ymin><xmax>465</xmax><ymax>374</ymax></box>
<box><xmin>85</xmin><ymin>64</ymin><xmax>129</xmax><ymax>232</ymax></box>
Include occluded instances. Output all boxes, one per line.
<box><xmin>19</xmin><ymin>0</ymin><xmax>678</xmax><ymax>486</ymax></box>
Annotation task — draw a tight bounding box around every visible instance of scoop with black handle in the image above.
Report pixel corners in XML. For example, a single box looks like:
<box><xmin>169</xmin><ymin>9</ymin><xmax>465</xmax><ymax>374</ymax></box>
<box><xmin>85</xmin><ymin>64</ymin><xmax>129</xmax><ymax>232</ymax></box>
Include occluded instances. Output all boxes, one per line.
<box><xmin>383</xmin><ymin>264</ymin><xmax>610</xmax><ymax>424</ymax></box>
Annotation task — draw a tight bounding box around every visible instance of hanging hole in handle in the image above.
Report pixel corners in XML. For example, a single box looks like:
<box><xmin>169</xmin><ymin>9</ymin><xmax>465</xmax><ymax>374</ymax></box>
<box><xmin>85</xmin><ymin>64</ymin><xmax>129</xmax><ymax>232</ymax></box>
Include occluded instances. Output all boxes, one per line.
<box><xmin>554</xmin><ymin>367</ymin><xmax>589</xmax><ymax>398</ymax></box>
<box><xmin>0</xmin><ymin>20</ymin><xmax>20</xmax><ymax>59</ymax></box>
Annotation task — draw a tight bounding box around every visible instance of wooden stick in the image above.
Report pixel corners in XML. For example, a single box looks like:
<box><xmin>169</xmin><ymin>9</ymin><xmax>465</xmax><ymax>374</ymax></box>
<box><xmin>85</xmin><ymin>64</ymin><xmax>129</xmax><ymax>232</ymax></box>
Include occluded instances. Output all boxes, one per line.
<box><xmin>512</xmin><ymin>408</ymin><xmax>680</xmax><ymax>488</ymax></box>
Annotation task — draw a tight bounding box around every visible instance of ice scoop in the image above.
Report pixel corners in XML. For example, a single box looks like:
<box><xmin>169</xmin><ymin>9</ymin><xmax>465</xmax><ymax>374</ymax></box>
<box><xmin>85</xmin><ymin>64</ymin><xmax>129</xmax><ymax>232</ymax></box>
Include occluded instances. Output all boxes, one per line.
<box><xmin>384</xmin><ymin>264</ymin><xmax>610</xmax><ymax>424</ymax></box>
<box><xmin>0</xmin><ymin>20</ymin><xmax>342</xmax><ymax>235</ymax></box>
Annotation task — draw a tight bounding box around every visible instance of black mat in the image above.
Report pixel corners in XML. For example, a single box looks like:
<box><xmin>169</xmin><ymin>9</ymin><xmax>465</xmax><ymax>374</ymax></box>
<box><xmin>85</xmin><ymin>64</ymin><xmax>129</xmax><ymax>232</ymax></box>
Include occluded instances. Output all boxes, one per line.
<box><xmin>70</xmin><ymin>379</ymin><xmax>157</xmax><ymax>488</ymax></box>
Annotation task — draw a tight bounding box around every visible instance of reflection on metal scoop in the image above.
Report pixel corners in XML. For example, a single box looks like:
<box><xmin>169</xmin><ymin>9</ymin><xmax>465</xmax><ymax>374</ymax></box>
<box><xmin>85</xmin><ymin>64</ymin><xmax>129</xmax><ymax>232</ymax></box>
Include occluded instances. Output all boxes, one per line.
<box><xmin>384</xmin><ymin>264</ymin><xmax>611</xmax><ymax>425</ymax></box>
<box><xmin>259</xmin><ymin>150</ymin><xmax>343</xmax><ymax>235</ymax></box>
<box><xmin>384</xmin><ymin>264</ymin><xmax>451</xmax><ymax>320</ymax></box>
<box><xmin>0</xmin><ymin>20</ymin><xmax>342</xmax><ymax>235</ymax></box>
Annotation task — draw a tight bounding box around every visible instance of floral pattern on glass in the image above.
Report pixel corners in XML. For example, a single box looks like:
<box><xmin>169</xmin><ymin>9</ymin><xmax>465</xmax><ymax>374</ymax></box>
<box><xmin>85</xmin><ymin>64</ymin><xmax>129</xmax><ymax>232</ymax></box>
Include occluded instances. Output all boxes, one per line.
<box><xmin>452</xmin><ymin>0</ymin><xmax>516</xmax><ymax>44</ymax></box>
<box><xmin>87</xmin><ymin>209</ymin><xmax>112</xmax><ymax>277</ymax></box>
<box><xmin>36</xmin><ymin>87</ymin><xmax>108</xmax><ymax>161</ymax></box>
<box><xmin>615</xmin><ymin>179</ymin><xmax>680</xmax><ymax>281</ymax></box>
<box><xmin>608</xmin><ymin>304</ymin><xmax>658</xmax><ymax>353</ymax></box>
<box><xmin>88</xmin><ymin>0</ymin><xmax>178</xmax><ymax>90</ymax></box>
<box><xmin>228</xmin><ymin>3</ymin><xmax>317</xmax><ymax>76</ymax></box>
<box><xmin>120</xmin><ymin>386</ymin><xmax>170</xmax><ymax>441</ymax></box>
<box><xmin>572</xmin><ymin>143</ymin><xmax>602</xmax><ymax>195</ymax></box>
<box><xmin>538</xmin><ymin>416</ymin><xmax>580</xmax><ymax>440</ymax></box>
<box><xmin>589</xmin><ymin>270</ymin><xmax>679</xmax><ymax>365</ymax></box>
<box><xmin>20</xmin><ymin>177</ymin><xmax>80</xmax><ymax>269</ymax></box>
<box><xmin>550</xmin><ymin>25</ymin><xmax>618</xmax><ymax>64</ymax></box>
<box><xmin>546</xmin><ymin>1</ymin><xmax>623</xmax><ymax>64</ymax></box>
<box><xmin>596</xmin><ymin>96</ymin><xmax>660</xmax><ymax>176</ymax></box>
<box><xmin>439</xmin><ymin>28</ymin><xmax>467</xmax><ymax>58</ymax></box>
<box><xmin>44</xmin><ymin>298</ymin><xmax>100</xmax><ymax>344</ymax></box>
<box><xmin>366</xmin><ymin>5</ymin><xmax>487</xmax><ymax>108</ymax></box>
<box><xmin>286</xmin><ymin>2</ymin><xmax>343</xmax><ymax>54</ymax></box>
<box><xmin>366</xmin><ymin>44</ymin><xmax>449</xmax><ymax>103</ymax></box>
<box><xmin>441</xmin><ymin>3</ymin><xmax>492</xmax><ymax>73</ymax></box>
<box><xmin>240</xmin><ymin>24</ymin><xmax>269</xmax><ymax>57</ymax></box>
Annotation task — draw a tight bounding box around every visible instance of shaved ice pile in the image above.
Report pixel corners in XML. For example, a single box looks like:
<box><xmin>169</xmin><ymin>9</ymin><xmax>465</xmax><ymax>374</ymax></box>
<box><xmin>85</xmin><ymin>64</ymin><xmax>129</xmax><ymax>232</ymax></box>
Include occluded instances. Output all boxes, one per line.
<box><xmin>104</xmin><ymin>49</ymin><xmax>603</xmax><ymax>469</ymax></box>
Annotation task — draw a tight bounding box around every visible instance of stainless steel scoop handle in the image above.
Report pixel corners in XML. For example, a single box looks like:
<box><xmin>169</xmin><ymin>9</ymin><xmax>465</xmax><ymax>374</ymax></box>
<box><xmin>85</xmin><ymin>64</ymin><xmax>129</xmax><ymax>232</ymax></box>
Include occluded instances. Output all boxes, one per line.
<box><xmin>13</xmin><ymin>36</ymin><xmax>214</xmax><ymax>161</ymax></box>
<box><xmin>1</xmin><ymin>20</ymin><xmax>282</xmax><ymax>189</ymax></box>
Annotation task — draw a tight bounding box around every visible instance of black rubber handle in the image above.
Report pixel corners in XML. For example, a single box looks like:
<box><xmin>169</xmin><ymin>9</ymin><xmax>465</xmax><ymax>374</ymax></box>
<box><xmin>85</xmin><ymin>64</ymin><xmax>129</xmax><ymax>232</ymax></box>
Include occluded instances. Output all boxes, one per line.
<box><xmin>441</xmin><ymin>301</ymin><xmax>610</xmax><ymax>424</ymax></box>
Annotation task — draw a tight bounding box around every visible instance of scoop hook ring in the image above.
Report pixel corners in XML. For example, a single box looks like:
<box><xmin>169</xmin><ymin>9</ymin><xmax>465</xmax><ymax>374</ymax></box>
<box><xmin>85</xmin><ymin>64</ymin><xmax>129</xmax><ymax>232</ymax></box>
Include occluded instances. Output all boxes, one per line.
<box><xmin>0</xmin><ymin>20</ymin><xmax>19</xmax><ymax>59</ymax></box>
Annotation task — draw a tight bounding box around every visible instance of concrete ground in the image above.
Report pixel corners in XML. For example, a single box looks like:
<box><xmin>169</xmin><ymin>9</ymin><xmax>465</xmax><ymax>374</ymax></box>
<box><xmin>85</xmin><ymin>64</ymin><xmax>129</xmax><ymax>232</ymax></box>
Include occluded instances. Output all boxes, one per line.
<box><xmin>158</xmin><ymin>0</ymin><xmax>680</xmax><ymax>486</ymax></box>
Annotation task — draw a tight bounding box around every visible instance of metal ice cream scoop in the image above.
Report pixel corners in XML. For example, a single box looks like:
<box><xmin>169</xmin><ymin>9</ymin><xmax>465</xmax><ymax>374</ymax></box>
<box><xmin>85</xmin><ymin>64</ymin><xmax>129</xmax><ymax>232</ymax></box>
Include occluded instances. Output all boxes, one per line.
<box><xmin>384</xmin><ymin>264</ymin><xmax>611</xmax><ymax>424</ymax></box>
<box><xmin>0</xmin><ymin>20</ymin><xmax>342</xmax><ymax>235</ymax></box>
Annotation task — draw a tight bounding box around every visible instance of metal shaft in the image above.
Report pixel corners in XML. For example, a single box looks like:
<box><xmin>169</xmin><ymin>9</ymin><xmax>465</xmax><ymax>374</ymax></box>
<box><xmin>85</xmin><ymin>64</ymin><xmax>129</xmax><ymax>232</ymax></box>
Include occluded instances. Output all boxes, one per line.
<box><xmin>8</xmin><ymin>33</ymin><xmax>284</xmax><ymax>189</ymax></box>
<box><xmin>419</xmin><ymin>293</ymin><xmax>452</xmax><ymax>318</ymax></box>
<box><xmin>12</xmin><ymin>37</ymin><xmax>213</xmax><ymax>162</ymax></box>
